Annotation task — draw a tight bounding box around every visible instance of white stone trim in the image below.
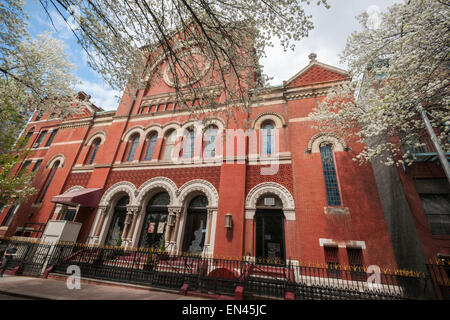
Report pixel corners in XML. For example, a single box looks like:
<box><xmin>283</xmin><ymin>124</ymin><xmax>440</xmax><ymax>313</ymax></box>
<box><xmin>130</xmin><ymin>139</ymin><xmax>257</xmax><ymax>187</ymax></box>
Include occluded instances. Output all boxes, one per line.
<box><xmin>143</xmin><ymin>124</ymin><xmax>163</xmax><ymax>137</ymax></box>
<box><xmin>161</xmin><ymin>122</ymin><xmax>182</xmax><ymax>136</ymax></box>
<box><xmin>135</xmin><ymin>177</ymin><xmax>178</xmax><ymax>206</ymax></box>
<box><xmin>252</xmin><ymin>112</ymin><xmax>286</xmax><ymax>130</ymax></box>
<box><xmin>46</xmin><ymin>154</ymin><xmax>66</xmax><ymax>168</ymax></box>
<box><xmin>51</xmin><ymin>140</ymin><xmax>84</xmax><ymax>146</ymax></box>
<box><xmin>98</xmin><ymin>181</ymin><xmax>137</xmax><ymax>207</ymax></box>
<box><xmin>176</xmin><ymin>179</ymin><xmax>219</xmax><ymax>208</ymax></box>
<box><xmin>63</xmin><ymin>185</ymin><xmax>84</xmax><ymax>193</ymax></box>
<box><xmin>245</xmin><ymin>182</ymin><xmax>295</xmax><ymax>220</ymax></box>
<box><xmin>306</xmin><ymin>132</ymin><xmax>349</xmax><ymax>153</ymax></box>
<box><xmin>85</xmin><ymin>131</ymin><xmax>107</xmax><ymax>146</ymax></box>
<box><xmin>289</xmin><ymin>117</ymin><xmax>311</xmax><ymax>123</ymax></box>
<box><xmin>121</xmin><ymin>126</ymin><xmax>145</xmax><ymax>142</ymax></box>
<box><xmin>319</xmin><ymin>238</ymin><xmax>366</xmax><ymax>250</ymax></box>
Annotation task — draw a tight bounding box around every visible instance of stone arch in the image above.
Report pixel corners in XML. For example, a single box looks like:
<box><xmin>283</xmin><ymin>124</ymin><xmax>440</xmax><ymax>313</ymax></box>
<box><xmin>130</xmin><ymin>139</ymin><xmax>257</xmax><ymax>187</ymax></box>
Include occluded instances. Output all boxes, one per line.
<box><xmin>245</xmin><ymin>182</ymin><xmax>295</xmax><ymax>220</ymax></box>
<box><xmin>143</xmin><ymin>124</ymin><xmax>162</xmax><ymax>137</ymax></box>
<box><xmin>63</xmin><ymin>185</ymin><xmax>84</xmax><ymax>193</ymax></box>
<box><xmin>85</xmin><ymin>131</ymin><xmax>107</xmax><ymax>146</ymax></box>
<box><xmin>305</xmin><ymin>132</ymin><xmax>349</xmax><ymax>153</ymax></box>
<box><xmin>202</xmin><ymin>117</ymin><xmax>225</xmax><ymax>132</ymax></box>
<box><xmin>135</xmin><ymin>177</ymin><xmax>178</xmax><ymax>207</ymax></box>
<box><xmin>253</xmin><ymin>112</ymin><xmax>286</xmax><ymax>130</ymax></box>
<box><xmin>121</xmin><ymin>126</ymin><xmax>145</xmax><ymax>142</ymax></box>
<box><xmin>176</xmin><ymin>179</ymin><xmax>218</xmax><ymax>208</ymax></box>
<box><xmin>98</xmin><ymin>181</ymin><xmax>137</xmax><ymax>207</ymax></box>
<box><xmin>161</xmin><ymin>122</ymin><xmax>182</xmax><ymax>135</ymax></box>
<box><xmin>46</xmin><ymin>154</ymin><xmax>65</xmax><ymax>168</ymax></box>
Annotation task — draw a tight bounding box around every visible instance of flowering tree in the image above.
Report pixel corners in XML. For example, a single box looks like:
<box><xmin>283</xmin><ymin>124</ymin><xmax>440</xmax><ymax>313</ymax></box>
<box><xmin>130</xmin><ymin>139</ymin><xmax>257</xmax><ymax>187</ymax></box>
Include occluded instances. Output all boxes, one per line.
<box><xmin>39</xmin><ymin>0</ymin><xmax>329</xmax><ymax>119</ymax></box>
<box><xmin>1</xmin><ymin>0</ymin><xmax>80</xmax><ymax>115</ymax></box>
<box><xmin>0</xmin><ymin>0</ymin><xmax>82</xmax><ymax>206</ymax></box>
<box><xmin>309</xmin><ymin>0</ymin><xmax>449</xmax><ymax>170</ymax></box>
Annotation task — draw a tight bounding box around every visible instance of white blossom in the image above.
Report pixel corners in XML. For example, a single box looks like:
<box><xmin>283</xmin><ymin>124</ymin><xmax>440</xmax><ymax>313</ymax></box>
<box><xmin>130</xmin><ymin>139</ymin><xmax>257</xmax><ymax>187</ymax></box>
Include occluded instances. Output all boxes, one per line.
<box><xmin>309</xmin><ymin>0</ymin><xmax>449</xmax><ymax>166</ymax></box>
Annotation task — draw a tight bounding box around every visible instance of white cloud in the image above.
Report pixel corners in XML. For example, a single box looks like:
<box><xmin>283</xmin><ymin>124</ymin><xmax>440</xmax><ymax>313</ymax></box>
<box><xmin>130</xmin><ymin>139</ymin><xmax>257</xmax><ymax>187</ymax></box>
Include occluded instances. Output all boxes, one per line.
<box><xmin>77</xmin><ymin>80</ymin><xmax>121</xmax><ymax>111</ymax></box>
<box><xmin>260</xmin><ymin>0</ymin><xmax>402</xmax><ymax>86</ymax></box>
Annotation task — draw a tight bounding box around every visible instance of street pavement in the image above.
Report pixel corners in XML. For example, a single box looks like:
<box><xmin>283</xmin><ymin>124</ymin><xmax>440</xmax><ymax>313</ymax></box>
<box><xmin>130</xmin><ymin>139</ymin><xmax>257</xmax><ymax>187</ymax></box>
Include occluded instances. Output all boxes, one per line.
<box><xmin>0</xmin><ymin>275</ymin><xmax>209</xmax><ymax>300</ymax></box>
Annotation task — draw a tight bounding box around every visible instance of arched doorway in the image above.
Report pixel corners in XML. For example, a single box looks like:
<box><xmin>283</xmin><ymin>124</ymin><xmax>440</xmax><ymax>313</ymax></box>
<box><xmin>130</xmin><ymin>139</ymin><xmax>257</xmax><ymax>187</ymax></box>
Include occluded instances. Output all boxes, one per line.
<box><xmin>138</xmin><ymin>192</ymin><xmax>170</xmax><ymax>249</ymax></box>
<box><xmin>105</xmin><ymin>195</ymin><xmax>129</xmax><ymax>246</ymax></box>
<box><xmin>254</xmin><ymin>194</ymin><xmax>286</xmax><ymax>262</ymax></box>
<box><xmin>182</xmin><ymin>195</ymin><xmax>208</xmax><ymax>253</ymax></box>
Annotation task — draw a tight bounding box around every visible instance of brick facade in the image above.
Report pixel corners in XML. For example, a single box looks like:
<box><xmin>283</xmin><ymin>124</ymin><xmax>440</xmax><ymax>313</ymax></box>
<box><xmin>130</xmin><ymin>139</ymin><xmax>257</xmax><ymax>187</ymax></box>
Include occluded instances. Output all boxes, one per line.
<box><xmin>1</xmin><ymin>53</ymin><xmax>447</xmax><ymax>271</ymax></box>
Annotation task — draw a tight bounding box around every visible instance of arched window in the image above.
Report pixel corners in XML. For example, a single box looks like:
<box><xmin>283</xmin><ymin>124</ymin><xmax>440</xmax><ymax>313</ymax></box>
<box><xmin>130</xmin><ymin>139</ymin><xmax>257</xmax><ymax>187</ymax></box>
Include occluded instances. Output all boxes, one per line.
<box><xmin>125</xmin><ymin>133</ymin><xmax>140</xmax><ymax>162</ymax></box>
<box><xmin>45</xmin><ymin>129</ymin><xmax>58</xmax><ymax>147</ymax></box>
<box><xmin>105</xmin><ymin>195</ymin><xmax>129</xmax><ymax>246</ymax></box>
<box><xmin>183</xmin><ymin>128</ymin><xmax>195</xmax><ymax>159</ymax></box>
<box><xmin>203</xmin><ymin>126</ymin><xmax>218</xmax><ymax>158</ymax></box>
<box><xmin>182</xmin><ymin>194</ymin><xmax>208</xmax><ymax>253</ymax></box>
<box><xmin>138</xmin><ymin>192</ymin><xmax>170</xmax><ymax>248</ymax></box>
<box><xmin>34</xmin><ymin>111</ymin><xmax>42</xmax><ymax>122</ymax></box>
<box><xmin>25</xmin><ymin>130</ymin><xmax>33</xmax><ymax>142</ymax></box>
<box><xmin>34</xmin><ymin>130</ymin><xmax>47</xmax><ymax>148</ymax></box>
<box><xmin>38</xmin><ymin>160</ymin><xmax>60</xmax><ymax>203</ymax></box>
<box><xmin>143</xmin><ymin>132</ymin><xmax>158</xmax><ymax>161</ymax></box>
<box><xmin>161</xmin><ymin>130</ymin><xmax>177</xmax><ymax>161</ymax></box>
<box><xmin>1</xmin><ymin>205</ymin><xmax>18</xmax><ymax>227</ymax></box>
<box><xmin>86</xmin><ymin>138</ymin><xmax>101</xmax><ymax>165</ymax></box>
<box><xmin>320</xmin><ymin>144</ymin><xmax>342</xmax><ymax>206</ymax></box>
<box><xmin>261</xmin><ymin>122</ymin><xmax>274</xmax><ymax>156</ymax></box>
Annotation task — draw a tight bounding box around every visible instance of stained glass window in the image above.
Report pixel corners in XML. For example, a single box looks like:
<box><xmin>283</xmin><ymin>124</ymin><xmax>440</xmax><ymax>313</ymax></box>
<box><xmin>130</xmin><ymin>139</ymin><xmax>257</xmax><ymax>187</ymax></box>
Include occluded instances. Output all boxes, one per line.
<box><xmin>126</xmin><ymin>134</ymin><xmax>139</xmax><ymax>162</ymax></box>
<box><xmin>162</xmin><ymin>130</ymin><xmax>177</xmax><ymax>160</ymax></box>
<box><xmin>45</xmin><ymin>129</ymin><xmax>58</xmax><ymax>147</ymax></box>
<box><xmin>38</xmin><ymin>160</ymin><xmax>59</xmax><ymax>203</ymax></box>
<box><xmin>144</xmin><ymin>133</ymin><xmax>157</xmax><ymax>161</ymax></box>
<box><xmin>183</xmin><ymin>129</ymin><xmax>195</xmax><ymax>158</ymax></box>
<box><xmin>262</xmin><ymin>122</ymin><xmax>274</xmax><ymax>155</ymax></box>
<box><xmin>204</xmin><ymin>127</ymin><xmax>218</xmax><ymax>158</ymax></box>
<box><xmin>320</xmin><ymin>144</ymin><xmax>342</xmax><ymax>206</ymax></box>
<box><xmin>87</xmin><ymin>138</ymin><xmax>101</xmax><ymax>165</ymax></box>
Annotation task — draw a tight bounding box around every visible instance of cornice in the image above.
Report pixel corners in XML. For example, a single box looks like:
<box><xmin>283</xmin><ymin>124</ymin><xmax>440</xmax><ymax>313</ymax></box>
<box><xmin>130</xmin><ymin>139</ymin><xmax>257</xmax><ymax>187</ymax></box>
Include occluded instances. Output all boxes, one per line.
<box><xmin>58</xmin><ymin>118</ymin><xmax>93</xmax><ymax>130</ymax></box>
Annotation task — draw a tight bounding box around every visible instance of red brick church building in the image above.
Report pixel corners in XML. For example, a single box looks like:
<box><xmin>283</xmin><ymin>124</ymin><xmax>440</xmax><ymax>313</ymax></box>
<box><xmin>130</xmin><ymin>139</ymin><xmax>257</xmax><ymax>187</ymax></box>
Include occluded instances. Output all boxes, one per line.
<box><xmin>1</xmin><ymin>50</ymin><xmax>448</xmax><ymax>273</ymax></box>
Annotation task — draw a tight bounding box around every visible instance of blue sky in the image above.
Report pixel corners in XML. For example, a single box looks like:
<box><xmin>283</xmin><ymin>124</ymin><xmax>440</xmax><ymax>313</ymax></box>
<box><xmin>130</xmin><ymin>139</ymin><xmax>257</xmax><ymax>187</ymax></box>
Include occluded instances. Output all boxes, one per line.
<box><xmin>23</xmin><ymin>0</ymin><xmax>402</xmax><ymax>111</ymax></box>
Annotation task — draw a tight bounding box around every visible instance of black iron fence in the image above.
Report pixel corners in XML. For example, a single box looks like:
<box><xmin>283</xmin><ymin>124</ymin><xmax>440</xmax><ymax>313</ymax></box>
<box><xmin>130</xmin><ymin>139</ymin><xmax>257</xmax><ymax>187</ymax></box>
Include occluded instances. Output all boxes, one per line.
<box><xmin>1</xmin><ymin>237</ymin><xmax>447</xmax><ymax>300</ymax></box>
<box><xmin>427</xmin><ymin>261</ymin><xmax>450</xmax><ymax>300</ymax></box>
<box><xmin>0</xmin><ymin>238</ymin><xmax>53</xmax><ymax>277</ymax></box>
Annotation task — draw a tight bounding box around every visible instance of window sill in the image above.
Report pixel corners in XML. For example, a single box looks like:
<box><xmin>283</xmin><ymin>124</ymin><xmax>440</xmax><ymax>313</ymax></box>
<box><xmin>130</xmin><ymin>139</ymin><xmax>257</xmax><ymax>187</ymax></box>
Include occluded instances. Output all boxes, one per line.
<box><xmin>32</xmin><ymin>146</ymin><xmax>50</xmax><ymax>151</ymax></box>
<box><xmin>324</xmin><ymin>206</ymin><xmax>349</xmax><ymax>215</ymax></box>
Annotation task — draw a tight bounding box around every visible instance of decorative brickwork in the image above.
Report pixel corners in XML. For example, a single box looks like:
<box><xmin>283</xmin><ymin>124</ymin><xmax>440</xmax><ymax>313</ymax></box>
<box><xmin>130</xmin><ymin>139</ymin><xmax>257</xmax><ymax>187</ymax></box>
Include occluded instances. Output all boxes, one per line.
<box><xmin>245</xmin><ymin>164</ymin><xmax>294</xmax><ymax>197</ymax></box>
<box><xmin>105</xmin><ymin>166</ymin><xmax>221</xmax><ymax>191</ymax></box>
<box><xmin>63</xmin><ymin>172</ymin><xmax>92</xmax><ymax>191</ymax></box>
<box><xmin>289</xmin><ymin>65</ymin><xmax>348</xmax><ymax>87</ymax></box>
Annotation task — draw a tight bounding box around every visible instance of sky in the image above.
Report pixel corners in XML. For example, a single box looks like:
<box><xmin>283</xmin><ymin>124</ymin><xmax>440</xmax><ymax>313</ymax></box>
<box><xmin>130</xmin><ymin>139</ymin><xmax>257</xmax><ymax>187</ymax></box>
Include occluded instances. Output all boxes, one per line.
<box><xmin>23</xmin><ymin>0</ymin><xmax>402</xmax><ymax>111</ymax></box>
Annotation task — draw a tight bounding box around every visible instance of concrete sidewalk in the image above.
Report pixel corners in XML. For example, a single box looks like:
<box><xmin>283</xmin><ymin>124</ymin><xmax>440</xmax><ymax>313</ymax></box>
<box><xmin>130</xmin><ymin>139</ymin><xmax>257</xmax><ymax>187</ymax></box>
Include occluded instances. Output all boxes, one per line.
<box><xmin>0</xmin><ymin>275</ymin><xmax>209</xmax><ymax>300</ymax></box>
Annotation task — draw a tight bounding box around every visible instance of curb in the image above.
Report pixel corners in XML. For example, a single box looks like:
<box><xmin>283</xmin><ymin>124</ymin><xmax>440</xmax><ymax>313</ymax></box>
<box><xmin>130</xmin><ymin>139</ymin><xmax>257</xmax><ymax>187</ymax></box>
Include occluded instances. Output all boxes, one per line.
<box><xmin>0</xmin><ymin>289</ymin><xmax>51</xmax><ymax>300</ymax></box>
<box><xmin>48</xmin><ymin>273</ymin><xmax>220</xmax><ymax>299</ymax></box>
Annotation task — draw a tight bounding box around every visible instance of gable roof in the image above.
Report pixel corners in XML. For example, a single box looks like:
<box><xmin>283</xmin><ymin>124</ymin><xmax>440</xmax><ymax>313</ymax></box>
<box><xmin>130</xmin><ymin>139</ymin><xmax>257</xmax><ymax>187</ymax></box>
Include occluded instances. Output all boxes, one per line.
<box><xmin>285</xmin><ymin>54</ymin><xmax>349</xmax><ymax>88</ymax></box>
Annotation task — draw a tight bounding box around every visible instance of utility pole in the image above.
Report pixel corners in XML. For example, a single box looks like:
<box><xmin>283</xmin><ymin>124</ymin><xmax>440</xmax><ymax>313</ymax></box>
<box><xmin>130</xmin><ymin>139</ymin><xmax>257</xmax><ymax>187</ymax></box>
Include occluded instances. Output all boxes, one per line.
<box><xmin>419</xmin><ymin>106</ymin><xmax>450</xmax><ymax>184</ymax></box>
